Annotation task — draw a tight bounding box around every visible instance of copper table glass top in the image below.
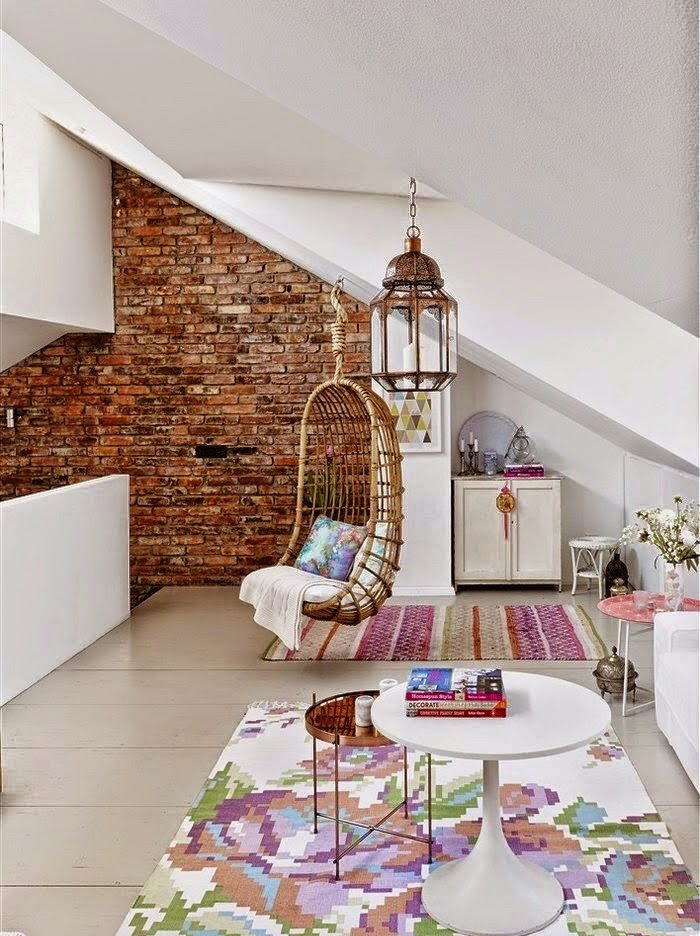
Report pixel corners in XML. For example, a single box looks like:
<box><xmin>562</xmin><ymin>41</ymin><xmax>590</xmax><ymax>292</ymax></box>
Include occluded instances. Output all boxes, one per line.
<box><xmin>598</xmin><ymin>594</ymin><xmax>700</xmax><ymax>624</ymax></box>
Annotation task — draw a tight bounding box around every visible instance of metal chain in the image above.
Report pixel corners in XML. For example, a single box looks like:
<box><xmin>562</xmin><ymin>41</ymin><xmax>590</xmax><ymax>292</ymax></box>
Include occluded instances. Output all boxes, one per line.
<box><xmin>407</xmin><ymin>176</ymin><xmax>420</xmax><ymax>238</ymax></box>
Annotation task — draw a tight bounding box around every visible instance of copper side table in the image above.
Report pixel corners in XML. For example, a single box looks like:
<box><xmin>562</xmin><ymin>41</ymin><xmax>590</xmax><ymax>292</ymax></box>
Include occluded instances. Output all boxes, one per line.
<box><xmin>305</xmin><ymin>690</ymin><xmax>433</xmax><ymax>879</ymax></box>
<box><xmin>597</xmin><ymin>594</ymin><xmax>700</xmax><ymax>716</ymax></box>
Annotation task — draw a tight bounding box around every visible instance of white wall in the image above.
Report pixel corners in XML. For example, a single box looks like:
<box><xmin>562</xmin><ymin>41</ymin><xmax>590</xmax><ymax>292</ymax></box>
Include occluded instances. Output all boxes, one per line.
<box><xmin>0</xmin><ymin>476</ymin><xmax>130</xmax><ymax>704</ymax></box>
<box><xmin>393</xmin><ymin>387</ymin><xmax>454</xmax><ymax>597</ymax></box>
<box><xmin>0</xmin><ymin>313</ymin><xmax>67</xmax><ymax>371</ymax></box>
<box><xmin>4</xmin><ymin>34</ymin><xmax>695</xmax><ymax>468</ymax></box>
<box><xmin>451</xmin><ymin>360</ymin><xmax>626</xmax><ymax>583</ymax></box>
<box><xmin>4</xmin><ymin>34</ymin><xmax>695</xmax><ymax>599</ymax></box>
<box><xmin>624</xmin><ymin>454</ymin><xmax>699</xmax><ymax>599</ymax></box>
<box><xmin>1</xmin><ymin>47</ymin><xmax>114</xmax><ymax>368</ymax></box>
<box><xmin>201</xmin><ymin>182</ymin><xmax>699</xmax><ymax>471</ymax></box>
<box><xmin>0</xmin><ymin>115</ymin><xmax>114</xmax><ymax>330</ymax></box>
<box><xmin>0</xmin><ymin>92</ymin><xmax>39</xmax><ymax>232</ymax></box>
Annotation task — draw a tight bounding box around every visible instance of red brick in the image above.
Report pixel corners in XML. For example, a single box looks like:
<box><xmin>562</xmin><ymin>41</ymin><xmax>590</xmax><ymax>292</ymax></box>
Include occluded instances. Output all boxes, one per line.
<box><xmin>0</xmin><ymin>163</ymin><xmax>370</xmax><ymax>604</ymax></box>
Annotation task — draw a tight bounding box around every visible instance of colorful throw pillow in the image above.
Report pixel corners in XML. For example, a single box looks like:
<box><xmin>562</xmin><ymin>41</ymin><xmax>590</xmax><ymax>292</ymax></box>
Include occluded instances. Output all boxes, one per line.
<box><xmin>351</xmin><ymin>521</ymin><xmax>390</xmax><ymax>588</ymax></box>
<box><xmin>295</xmin><ymin>515</ymin><xmax>367</xmax><ymax>581</ymax></box>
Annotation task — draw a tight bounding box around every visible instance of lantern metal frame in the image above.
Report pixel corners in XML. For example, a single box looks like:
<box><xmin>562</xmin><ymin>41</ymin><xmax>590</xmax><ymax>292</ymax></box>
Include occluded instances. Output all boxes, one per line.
<box><xmin>370</xmin><ymin>178</ymin><xmax>458</xmax><ymax>393</ymax></box>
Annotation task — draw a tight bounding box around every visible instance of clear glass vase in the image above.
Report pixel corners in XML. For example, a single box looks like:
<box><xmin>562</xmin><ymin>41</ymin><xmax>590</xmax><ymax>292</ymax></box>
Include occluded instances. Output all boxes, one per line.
<box><xmin>663</xmin><ymin>562</ymin><xmax>685</xmax><ymax>611</ymax></box>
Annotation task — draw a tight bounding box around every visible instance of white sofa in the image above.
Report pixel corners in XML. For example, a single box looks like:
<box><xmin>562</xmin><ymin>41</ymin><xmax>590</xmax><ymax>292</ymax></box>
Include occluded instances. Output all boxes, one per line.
<box><xmin>654</xmin><ymin>611</ymin><xmax>699</xmax><ymax>792</ymax></box>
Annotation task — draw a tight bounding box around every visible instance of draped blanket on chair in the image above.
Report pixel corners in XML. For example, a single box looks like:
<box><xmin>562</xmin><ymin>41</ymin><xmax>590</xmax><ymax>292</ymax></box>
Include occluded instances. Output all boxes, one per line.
<box><xmin>240</xmin><ymin>566</ymin><xmax>341</xmax><ymax>650</ymax></box>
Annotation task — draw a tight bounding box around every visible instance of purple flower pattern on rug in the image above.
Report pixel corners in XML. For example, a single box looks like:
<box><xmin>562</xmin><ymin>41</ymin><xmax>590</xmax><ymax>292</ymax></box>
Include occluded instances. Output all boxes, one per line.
<box><xmin>117</xmin><ymin>707</ymin><xmax>698</xmax><ymax>936</ymax></box>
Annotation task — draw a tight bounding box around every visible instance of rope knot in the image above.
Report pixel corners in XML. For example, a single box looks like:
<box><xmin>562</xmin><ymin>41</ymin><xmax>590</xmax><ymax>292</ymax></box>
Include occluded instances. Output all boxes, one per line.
<box><xmin>330</xmin><ymin>280</ymin><xmax>347</xmax><ymax>381</ymax></box>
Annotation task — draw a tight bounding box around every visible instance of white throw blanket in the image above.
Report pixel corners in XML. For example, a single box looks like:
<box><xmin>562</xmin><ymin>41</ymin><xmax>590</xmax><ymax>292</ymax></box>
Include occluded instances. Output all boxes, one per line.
<box><xmin>239</xmin><ymin>565</ymin><xmax>340</xmax><ymax>651</ymax></box>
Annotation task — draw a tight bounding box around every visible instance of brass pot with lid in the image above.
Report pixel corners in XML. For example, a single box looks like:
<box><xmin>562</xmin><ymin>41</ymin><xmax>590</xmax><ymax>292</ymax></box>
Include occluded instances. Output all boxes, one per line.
<box><xmin>592</xmin><ymin>646</ymin><xmax>638</xmax><ymax>700</ymax></box>
<box><xmin>609</xmin><ymin>578</ymin><xmax>628</xmax><ymax>597</ymax></box>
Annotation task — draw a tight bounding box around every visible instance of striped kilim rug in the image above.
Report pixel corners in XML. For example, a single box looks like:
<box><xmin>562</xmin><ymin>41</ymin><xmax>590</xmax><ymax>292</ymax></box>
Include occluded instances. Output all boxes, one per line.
<box><xmin>263</xmin><ymin>603</ymin><xmax>606</xmax><ymax>661</ymax></box>
<box><xmin>116</xmin><ymin>703</ymin><xmax>699</xmax><ymax>935</ymax></box>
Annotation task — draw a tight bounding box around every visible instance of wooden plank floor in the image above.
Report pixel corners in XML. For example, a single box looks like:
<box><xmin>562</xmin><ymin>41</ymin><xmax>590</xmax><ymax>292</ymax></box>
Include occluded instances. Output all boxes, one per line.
<box><xmin>1</xmin><ymin>585</ymin><xmax>697</xmax><ymax>935</ymax></box>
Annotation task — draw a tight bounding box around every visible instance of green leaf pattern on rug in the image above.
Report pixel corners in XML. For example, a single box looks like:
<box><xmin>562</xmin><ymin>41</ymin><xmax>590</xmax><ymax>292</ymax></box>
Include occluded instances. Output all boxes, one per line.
<box><xmin>190</xmin><ymin>763</ymin><xmax>255</xmax><ymax>824</ymax></box>
<box><xmin>116</xmin><ymin>706</ymin><xmax>699</xmax><ymax>936</ymax></box>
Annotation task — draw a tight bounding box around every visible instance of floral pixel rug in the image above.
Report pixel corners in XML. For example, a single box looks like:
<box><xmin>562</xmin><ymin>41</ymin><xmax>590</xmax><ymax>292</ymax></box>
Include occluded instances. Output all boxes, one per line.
<box><xmin>117</xmin><ymin>703</ymin><xmax>698</xmax><ymax>935</ymax></box>
<box><xmin>263</xmin><ymin>603</ymin><xmax>606</xmax><ymax>661</ymax></box>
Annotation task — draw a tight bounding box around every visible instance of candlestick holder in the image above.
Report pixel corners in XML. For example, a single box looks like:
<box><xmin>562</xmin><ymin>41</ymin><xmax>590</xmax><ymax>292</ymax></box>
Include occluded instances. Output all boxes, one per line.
<box><xmin>459</xmin><ymin>443</ymin><xmax>482</xmax><ymax>476</ymax></box>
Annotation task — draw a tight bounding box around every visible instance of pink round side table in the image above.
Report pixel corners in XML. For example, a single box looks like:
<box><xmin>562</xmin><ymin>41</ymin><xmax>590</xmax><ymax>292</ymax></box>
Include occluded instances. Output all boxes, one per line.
<box><xmin>597</xmin><ymin>594</ymin><xmax>700</xmax><ymax>716</ymax></box>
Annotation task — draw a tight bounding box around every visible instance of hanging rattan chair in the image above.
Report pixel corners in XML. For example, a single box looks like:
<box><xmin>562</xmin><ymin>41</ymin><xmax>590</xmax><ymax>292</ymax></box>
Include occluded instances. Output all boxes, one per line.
<box><xmin>276</xmin><ymin>281</ymin><xmax>404</xmax><ymax>625</ymax></box>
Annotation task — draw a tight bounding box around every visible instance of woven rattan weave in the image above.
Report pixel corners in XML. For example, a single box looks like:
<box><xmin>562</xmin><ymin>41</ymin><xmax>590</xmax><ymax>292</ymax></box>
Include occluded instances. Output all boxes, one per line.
<box><xmin>277</xmin><ymin>282</ymin><xmax>404</xmax><ymax>625</ymax></box>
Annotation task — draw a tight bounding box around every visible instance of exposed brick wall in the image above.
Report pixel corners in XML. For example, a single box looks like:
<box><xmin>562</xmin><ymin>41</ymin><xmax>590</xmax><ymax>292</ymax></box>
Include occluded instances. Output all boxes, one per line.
<box><xmin>0</xmin><ymin>164</ymin><xmax>370</xmax><ymax>603</ymax></box>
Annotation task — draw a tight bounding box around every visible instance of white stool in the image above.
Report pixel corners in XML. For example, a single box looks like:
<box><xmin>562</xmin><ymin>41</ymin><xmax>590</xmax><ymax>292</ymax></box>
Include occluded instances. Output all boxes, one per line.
<box><xmin>569</xmin><ymin>536</ymin><xmax>618</xmax><ymax>599</ymax></box>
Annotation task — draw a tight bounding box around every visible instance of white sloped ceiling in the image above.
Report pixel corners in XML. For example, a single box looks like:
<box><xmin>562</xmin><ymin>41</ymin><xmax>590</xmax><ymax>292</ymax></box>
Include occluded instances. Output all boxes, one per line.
<box><xmin>6</xmin><ymin>0</ymin><xmax>698</xmax><ymax>332</ymax></box>
<box><xmin>99</xmin><ymin>0</ymin><xmax>698</xmax><ymax>335</ymax></box>
<box><xmin>2</xmin><ymin>8</ymin><xmax>698</xmax><ymax>469</ymax></box>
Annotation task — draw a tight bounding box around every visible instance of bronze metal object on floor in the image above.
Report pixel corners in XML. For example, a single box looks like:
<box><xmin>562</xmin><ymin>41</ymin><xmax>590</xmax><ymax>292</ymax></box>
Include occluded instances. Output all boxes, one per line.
<box><xmin>592</xmin><ymin>646</ymin><xmax>638</xmax><ymax>700</ymax></box>
<box><xmin>306</xmin><ymin>691</ymin><xmax>434</xmax><ymax>879</ymax></box>
<box><xmin>604</xmin><ymin>551</ymin><xmax>630</xmax><ymax>597</ymax></box>
<box><xmin>609</xmin><ymin>578</ymin><xmax>629</xmax><ymax>597</ymax></box>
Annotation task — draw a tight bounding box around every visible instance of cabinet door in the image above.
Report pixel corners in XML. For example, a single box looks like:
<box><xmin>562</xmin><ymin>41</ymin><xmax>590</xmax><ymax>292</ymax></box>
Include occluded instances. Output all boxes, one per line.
<box><xmin>510</xmin><ymin>481</ymin><xmax>561</xmax><ymax>582</ymax></box>
<box><xmin>454</xmin><ymin>482</ymin><xmax>508</xmax><ymax>581</ymax></box>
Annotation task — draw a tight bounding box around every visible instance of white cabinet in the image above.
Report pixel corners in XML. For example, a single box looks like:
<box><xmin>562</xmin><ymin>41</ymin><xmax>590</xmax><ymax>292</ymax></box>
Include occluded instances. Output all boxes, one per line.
<box><xmin>453</xmin><ymin>477</ymin><xmax>562</xmax><ymax>588</ymax></box>
<box><xmin>454</xmin><ymin>479</ymin><xmax>507</xmax><ymax>581</ymax></box>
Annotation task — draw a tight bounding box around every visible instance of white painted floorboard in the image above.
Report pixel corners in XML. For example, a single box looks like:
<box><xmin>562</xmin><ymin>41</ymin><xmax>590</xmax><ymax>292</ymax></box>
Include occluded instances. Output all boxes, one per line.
<box><xmin>1</xmin><ymin>585</ymin><xmax>698</xmax><ymax>935</ymax></box>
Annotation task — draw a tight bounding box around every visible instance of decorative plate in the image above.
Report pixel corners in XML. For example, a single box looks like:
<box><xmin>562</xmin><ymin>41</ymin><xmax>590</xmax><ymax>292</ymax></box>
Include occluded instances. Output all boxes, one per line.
<box><xmin>457</xmin><ymin>411</ymin><xmax>518</xmax><ymax>471</ymax></box>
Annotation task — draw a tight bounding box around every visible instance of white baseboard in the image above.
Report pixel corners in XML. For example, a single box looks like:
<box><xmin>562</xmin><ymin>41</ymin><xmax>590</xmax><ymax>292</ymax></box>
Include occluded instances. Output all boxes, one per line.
<box><xmin>392</xmin><ymin>585</ymin><xmax>456</xmax><ymax>598</ymax></box>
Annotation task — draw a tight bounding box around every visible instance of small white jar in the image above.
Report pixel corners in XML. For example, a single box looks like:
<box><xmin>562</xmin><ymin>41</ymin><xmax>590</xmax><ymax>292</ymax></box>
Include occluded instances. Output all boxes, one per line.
<box><xmin>355</xmin><ymin>694</ymin><xmax>374</xmax><ymax>727</ymax></box>
<box><xmin>379</xmin><ymin>678</ymin><xmax>399</xmax><ymax>694</ymax></box>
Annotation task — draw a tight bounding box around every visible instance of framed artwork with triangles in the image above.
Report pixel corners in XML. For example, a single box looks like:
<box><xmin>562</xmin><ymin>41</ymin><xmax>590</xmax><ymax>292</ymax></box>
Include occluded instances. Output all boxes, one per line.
<box><xmin>377</xmin><ymin>387</ymin><xmax>442</xmax><ymax>453</ymax></box>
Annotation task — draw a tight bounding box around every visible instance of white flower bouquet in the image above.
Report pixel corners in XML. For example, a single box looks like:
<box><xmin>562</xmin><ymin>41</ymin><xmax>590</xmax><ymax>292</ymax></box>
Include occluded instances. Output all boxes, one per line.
<box><xmin>619</xmin><ymin>496</ymin><xmax>699</xmax><ymax>571</ymax></box>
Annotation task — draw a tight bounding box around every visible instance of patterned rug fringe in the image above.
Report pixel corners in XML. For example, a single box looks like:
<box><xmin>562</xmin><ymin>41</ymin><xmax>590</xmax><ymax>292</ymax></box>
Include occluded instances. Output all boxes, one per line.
<box><xmin>246</xmin><ymin>699</ymin><xmax>306</xmax><ymax>711</ymax></box>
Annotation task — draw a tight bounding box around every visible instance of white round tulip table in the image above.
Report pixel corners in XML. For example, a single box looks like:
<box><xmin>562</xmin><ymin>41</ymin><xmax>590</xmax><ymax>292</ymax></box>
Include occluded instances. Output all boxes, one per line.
<box><xmin>371</xmin><ymin>672</ymin><xmax>611</xmax><ymax>936</ymax></box>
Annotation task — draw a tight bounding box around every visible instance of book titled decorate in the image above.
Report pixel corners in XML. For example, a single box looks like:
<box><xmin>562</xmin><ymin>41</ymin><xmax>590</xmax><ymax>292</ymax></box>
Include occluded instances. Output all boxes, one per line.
<box><xmin>405</xmin><ymin>667</ymin><xmax>506</xmax><ymax>717</ymax></box>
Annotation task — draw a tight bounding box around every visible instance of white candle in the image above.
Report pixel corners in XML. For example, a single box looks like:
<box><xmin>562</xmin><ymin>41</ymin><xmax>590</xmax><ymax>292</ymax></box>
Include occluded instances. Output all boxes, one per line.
<box><xmin>379</xmin><ymin>678</ymin><xmax>398</xmax><ymax>694</ymax></box>
<box><xmin>474</xmin><ymin>439</ymin><xmax>479</xmax><ymax>453</ymax></box>
<box><xmin>469</xmin><ymin>431</ymin><xmax>474</xmax><ymax>444</ymax></box>
<box><xmin>355</xmin><ymin>695</ymin><xmax>373</xmax><ymax>727</ymax></box>
<box><xmin>459</xmin><ymin>437</ymin><xmax>465</xmax><ymax>453</ymax></box>
<box><xmin>402</xmin><ymin>341</ymin><xmax>416</xmax><ymax>372</ymax></box>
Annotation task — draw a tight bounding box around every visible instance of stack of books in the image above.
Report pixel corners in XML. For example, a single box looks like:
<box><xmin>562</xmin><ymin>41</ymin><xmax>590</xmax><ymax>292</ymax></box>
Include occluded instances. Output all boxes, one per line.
<box><xmin>504</xmin><ymin>463</ymin><xmax>545</xmax><ymax>478</ymax></box>
<box><xmin>405</xmin><ymin>667</ymin><xmax>507</xmax><ymax>718</ymax></box>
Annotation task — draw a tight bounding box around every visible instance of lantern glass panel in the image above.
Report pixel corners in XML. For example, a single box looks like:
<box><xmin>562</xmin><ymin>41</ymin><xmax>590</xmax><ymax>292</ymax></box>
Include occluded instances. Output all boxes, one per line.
<box><xmin>370</xmin><ymin>298</ymin><xmax>386</xmax><ymax>378</ymax></box>
<box><xmin>371</xmin><ymin>294</ymin><xmax>417</xmax><ymax>391</ymax></box>
<box><xmin>387</xmin><ymin>301</ymin><xmax>414</xmax><ymax>377</ymax></box>
<box><xmin>417</xmin><ymin>299</ymin><xmax>445</xmax><ymax>376</ymax></box>
<box><xmin>447</xmin><ymin>297</ymin><xmax>458</xmax><ymax>375</ymax></box>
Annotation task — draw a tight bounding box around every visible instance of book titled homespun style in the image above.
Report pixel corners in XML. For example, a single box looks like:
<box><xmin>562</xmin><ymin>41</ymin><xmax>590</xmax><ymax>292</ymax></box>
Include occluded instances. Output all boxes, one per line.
<box><xmin>405</xmin><ymin>667</ymin><xmax>506</xmax><ymax>717</ymax></box>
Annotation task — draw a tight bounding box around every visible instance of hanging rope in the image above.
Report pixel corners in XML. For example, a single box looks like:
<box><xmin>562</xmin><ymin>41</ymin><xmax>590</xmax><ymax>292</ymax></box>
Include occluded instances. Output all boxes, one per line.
<box><xmin>330</xmin><ymin>278</ymin><xmax>348</xmax><ymax>382</ymax></box>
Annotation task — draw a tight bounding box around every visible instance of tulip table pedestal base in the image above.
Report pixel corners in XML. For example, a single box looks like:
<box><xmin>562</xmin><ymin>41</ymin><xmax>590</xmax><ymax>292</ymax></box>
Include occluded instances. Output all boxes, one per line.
<box><xmin>422</xmin><ymin>759</ymin><xmax>563</xmax><ymax>936</ymax></box>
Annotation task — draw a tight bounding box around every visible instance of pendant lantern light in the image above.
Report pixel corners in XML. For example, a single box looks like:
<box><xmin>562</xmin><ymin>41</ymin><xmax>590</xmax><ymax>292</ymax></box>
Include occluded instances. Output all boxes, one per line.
<box><xmin>370</xmin><ymin>177</ymin><xmax>457</xmax><ymax>392</ymax></box>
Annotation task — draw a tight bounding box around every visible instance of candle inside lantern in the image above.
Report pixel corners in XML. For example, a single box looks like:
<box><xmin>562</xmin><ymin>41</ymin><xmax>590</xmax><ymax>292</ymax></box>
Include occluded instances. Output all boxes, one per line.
<box><xmin>402</xmin><ymin>341</ymin><xmax>416</xmax><ymax>372</ymax></box>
